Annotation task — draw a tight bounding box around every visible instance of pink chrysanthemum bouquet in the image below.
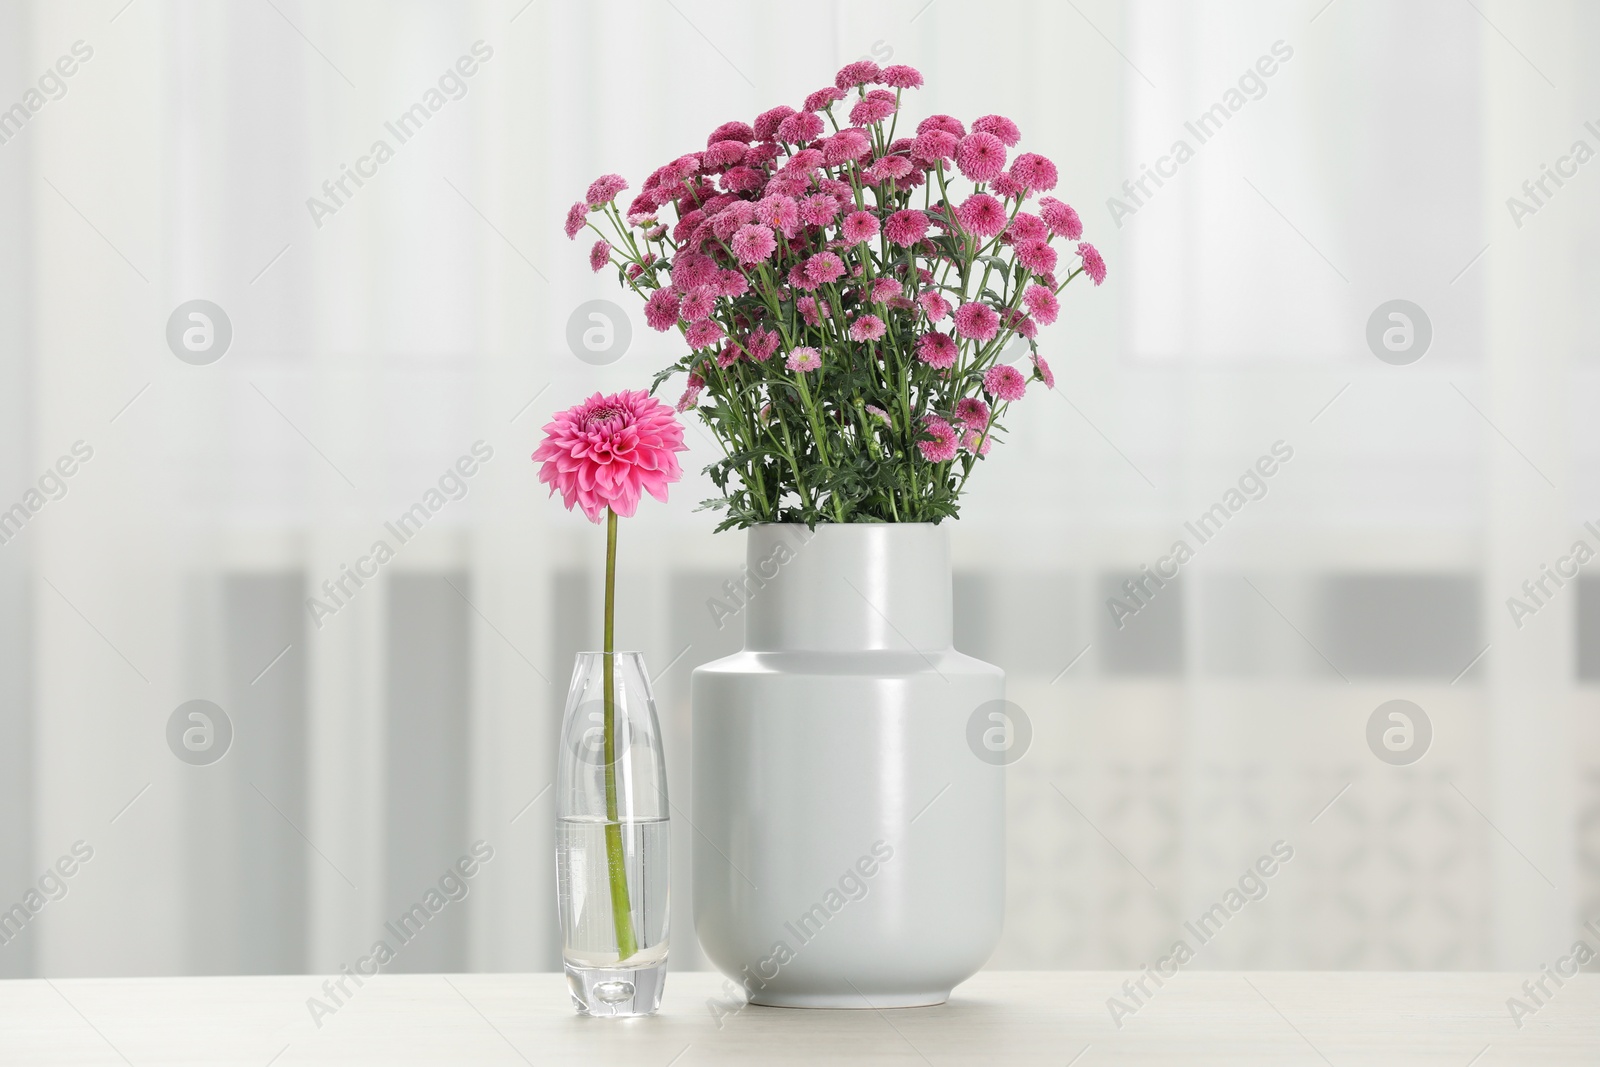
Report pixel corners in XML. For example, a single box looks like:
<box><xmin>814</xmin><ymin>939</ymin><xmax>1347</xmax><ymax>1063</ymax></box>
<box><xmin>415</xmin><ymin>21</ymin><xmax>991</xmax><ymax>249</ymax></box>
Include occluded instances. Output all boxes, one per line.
<box><xmin>566</xmin><ymin>61</ymin><xmax>1104</xmax><ymax>528</ymax></box>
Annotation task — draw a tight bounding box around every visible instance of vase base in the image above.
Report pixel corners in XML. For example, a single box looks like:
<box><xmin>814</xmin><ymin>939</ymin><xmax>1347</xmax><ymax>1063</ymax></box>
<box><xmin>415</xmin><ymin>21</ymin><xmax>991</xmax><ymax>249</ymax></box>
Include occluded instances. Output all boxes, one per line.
<box><xmin>565</xmin><ymin>960</ymin><xmax>666</xmax><ymax>1017</ymax></box>
<box><xmin>748</xmin><ymin>989</ymin><xmax>950</xmax><ymax>1009</ymax></box>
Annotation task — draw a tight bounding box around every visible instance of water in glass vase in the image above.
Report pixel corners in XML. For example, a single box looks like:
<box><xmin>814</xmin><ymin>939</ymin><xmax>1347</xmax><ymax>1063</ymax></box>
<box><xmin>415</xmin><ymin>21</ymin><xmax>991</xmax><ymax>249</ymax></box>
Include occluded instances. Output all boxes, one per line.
<box><xmin>557</xmin><ymin>815</ymin><xmax>669</xmax><ymax>1015</ymax></box>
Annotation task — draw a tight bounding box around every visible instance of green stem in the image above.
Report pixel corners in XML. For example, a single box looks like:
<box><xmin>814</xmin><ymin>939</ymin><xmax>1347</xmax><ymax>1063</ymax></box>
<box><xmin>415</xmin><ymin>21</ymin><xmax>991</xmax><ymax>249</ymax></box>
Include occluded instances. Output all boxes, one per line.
<box><xmin>601</xmin><ymin>508</ymin><xmax>639</xmax><ymax>962</ymax></box>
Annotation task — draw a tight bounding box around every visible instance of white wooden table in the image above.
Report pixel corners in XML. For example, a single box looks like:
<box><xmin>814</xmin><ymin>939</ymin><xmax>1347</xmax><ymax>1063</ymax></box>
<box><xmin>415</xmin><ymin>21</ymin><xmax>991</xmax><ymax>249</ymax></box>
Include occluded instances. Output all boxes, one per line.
<box><xmin>3</xmin><ymin>971</ymin><xmax>1595</xmax><ymax>1065</ymax></box>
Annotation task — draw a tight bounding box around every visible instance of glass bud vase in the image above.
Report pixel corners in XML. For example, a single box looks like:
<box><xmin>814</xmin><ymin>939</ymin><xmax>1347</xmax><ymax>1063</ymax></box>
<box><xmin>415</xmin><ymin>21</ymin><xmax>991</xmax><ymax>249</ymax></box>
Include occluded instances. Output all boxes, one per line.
<box><xmin>556</xmin><ymin>651</ymin><xmax>670</xmax><ymax>1016</ymax></box>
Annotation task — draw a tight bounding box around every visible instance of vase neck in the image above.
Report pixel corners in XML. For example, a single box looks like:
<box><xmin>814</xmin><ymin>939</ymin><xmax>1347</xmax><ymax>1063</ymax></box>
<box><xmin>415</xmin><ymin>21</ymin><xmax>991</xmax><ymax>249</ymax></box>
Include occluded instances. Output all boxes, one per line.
<box><xmin>741</xmin><ymin>524</ymin><xmax>952</xmax><ymax>653</ymax></box>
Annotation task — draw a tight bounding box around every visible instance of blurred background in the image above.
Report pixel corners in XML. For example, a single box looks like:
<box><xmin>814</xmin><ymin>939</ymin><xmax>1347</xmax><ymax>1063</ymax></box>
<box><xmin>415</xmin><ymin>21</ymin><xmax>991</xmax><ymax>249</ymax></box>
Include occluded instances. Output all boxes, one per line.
<box><xmin>1</xmin><ymin>0</ymin><xmax>1597</xmax><ymax>981</ymax></box>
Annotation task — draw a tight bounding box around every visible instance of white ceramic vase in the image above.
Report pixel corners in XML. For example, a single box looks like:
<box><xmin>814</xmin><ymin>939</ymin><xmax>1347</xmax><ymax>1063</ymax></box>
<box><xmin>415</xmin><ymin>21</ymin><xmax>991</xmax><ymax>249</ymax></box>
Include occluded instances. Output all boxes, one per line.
<box><xmin>691</xmin><ymin>522</ymin><xmax>1004</xmax><ymax>1008</ymax></box>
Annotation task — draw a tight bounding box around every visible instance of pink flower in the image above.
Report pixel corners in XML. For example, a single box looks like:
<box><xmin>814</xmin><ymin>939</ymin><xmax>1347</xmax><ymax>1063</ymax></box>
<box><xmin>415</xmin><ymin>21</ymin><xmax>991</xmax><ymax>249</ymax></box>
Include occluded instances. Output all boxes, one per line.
<box><xmin>955</xmin><ymin>397</ymin><xmax>990</xmax><ymax>427</ymax></box>
<box><xmin>1004</xmin><ymin>308</ymin><xmax>1038</xmax><ymax>339</ymax></box>
<box><xmin>956</xmin><ymin>193</ymin><xmax>1008</xmax><ymax>237</ymax></box>
<box><xmin>918</xmin><ymin>291</ymin><xmax>952</xmax><ymax>323</ymax></box>
<box><xmin>783</xmin><ymin>147</ymin><xmax>825</xmax><ymax>175</ymax></box>
<box><xmin>880</xmin><ymin>65</ymin><xmax>924</xmax><ymax>89</ymax></box>
<box><xmin>715</xmin><ymin>344</ymin><xmax>742</xmax><ymax>368</ymax></box>
<box><xmin>676</xmin><ymin>383</ymin><xmax>703</xmax><ymax>413</ymax></box>
<box><xmin>1038</xmin><ymin>197</ymin><xmax>1083</xmax><ymax>240</ymax></box>
<box><xmin>1078</xmin><ymin>242</ymin><xmax>1107</xmax><ymax>285</ymax></box>
<box><xmin>864</xmin><ymin>155</ymin><xmax>913</xmax><ymax>183</ymax></box>
<box><xmin>718</xmin><ymin>270</ymin><xmax>750</xmax><ymax>297</ymax></box>
<box><xmin>745</xmin><ymin>327</ymin><xmax>780</xmax><ymax>361</ymax></box>
<box><xmin>799</xmin><ymin>194</ymin><xmax>840</xmax><ymax>226</ymax></box>
<box><xmin>822</xmin><ymin>128</ymin><xmax>872</xmax><ymax>165</ymax></box>
<box><xmin>681</xmin><ymin>284</ymin><xmax>718</xmax><ymax>321</ymax></box>
<box><xmin>786</xmin><ymin>346</ymin><xmax>822</xmax><ymax>372</ymax></box>
<box><xmin>835</xmin><ymin>60</ymin><xmax>881</xmax><ymax>88</ymax></box>
<box><xmin>1009</xmin><ymin>153</ymin><xmax>1057</xmax><ymax>193</ymax></box>
<box><xmin>916</xmin><ymin>331</ymin><xmax>958</xmax><ymax>368</ymax></box>
<box><xmin>753</xmin><ymin>105</ymin><xmax>796</xmax><ymax>140</ymax></box>
<box><xmin>711</xmin><ymin>201</ymin><xmax>755</xmax><ymax>240</ymax></box>
<box><xmin>918</xmin><ymin>416</ymin><xmax>959</xmax><ymax>462</ymax></box>
<box><xmin>644</xmin><ymin>289</ymin><xmax>681</xmax><ymax>331</ymax></box>
<box><xmin>804</xmin><ymin>86</ymin><xmax>847</xmax><ymax>111</ymax></box>
<box><xmin>1007</xmin><ymin>212</ymin><xmax>1048</xmax><ymax>243</ymax></box>
<box><xmin>777</xmin><ymin>111</ymin><xmax>825</xmax><ymax>144</ymax></box>
<box><xmin>755</xmin><ymin>194</ymin><xmax>802</xmax><ymax>238</ymax></box>
<box><xmin>884</xmin><ymin>209</ymin><xmax>929</xmax><ymax>246</ymax></box>
<box><xmin>911</xmin><ymin>129</ymin><xmax>959</xmax><ymax>165</ymax></box>
<box><xmin>797</xmin><ymin>295</ymin><xmax>825</xmax><ymax>325</ymax></box>
<box><xmin>962</xmin><ymin>429</ymin><xmax>993</xmax><ymax>456</ymax></box>
<box><xmin>672</xmin><ymin>251</ymin><xmax>718</xmax><ymax>291</ymax></box>
<box><xmin>586</xmin><ymin>174</ymin><xmax>628</xmax><ymax>207</ymax></box>
<box><xmin>721</xmin><ymin>166</ymin><xmax>765</xmax><ymax>194</ymax></box>
<box><xmin>730</xmin><ymin>223</ymin><xmax>777</xmax><ymax>263</ymax></box>
<box><xmin>865</xmin><ymin>404</ymin><xmax>891</xmax><ymax>424</ymax></box>
<box><xmin>849</xmin><ymin>314</ymin><xmax>886</xmax><ymax>341</ymax></box>
<box><xmin>990</xmin><ymin>172</ymin><xmax>1025</xmax><ymax>198</ymax></box>
<box><xmin>956</xmin><ymin>132</ymin><xmax>1007</xmax><ymax>183</ymax></box>
<box><xmin>589</xmin><ymin>240</ymin><xmax>611</xmax><ymax>272</ymax></box>
<box><xmin>983</xmin><ymin>364</ymin><xmax>1027</xmax><ymax>401</ymax></box>
<box><xmin>706</xmin><ymin>121</ymin><xmax>755</xmax><ymax>145</ymax></box>
<box><xmin>1016</xmin><ymin>239</ymin><xmax>1058</xmax><ymax>274</ymax></box>
<box><xmin>870</xmin><ymin>277</ymin><xmax>901</xmax><ymax>303</ymax></box>
<box><xmin>702</xmin><ymin>140</ymin><xmax>748</xmax><ymax>169</ymax></box>
<box><xmin>842</xmin><ymin>210</ymin><xmax>880</xmax><ymax>243</ymax></box>
<box><xmin>564</xmin><ymin>202</ymin><xmax>587</xmax><ymax>240</ymax></box>
<box><xmin>849</xmin><ymin>90</ymin><xmax>899</xmax><ymax>126</ymax></box>
<box><xmin>916</xmin><ymin>114</ymin><xmax>966</xmax><ymax>138</ymax></box>
<box><xmin>953</xmin><ymin>302</ymin><xmax>1000</xmax><ymax>342</ymax></box>
<box><xmin>1031</xmin><ymin>354</ymin><xmax>1055</xmax><ymax>389</ymax></box>
<box><xmin>972</xmin><ymin>114</ymin><xmax>1021</xmax><ymax>147</ymax></box>
<box><xmin>805</xmin><ymin>251</ymin><xmax>845</xmax><ymax>285</ymax></box>
<box><xmin>686</xmin><ymin>319</ymin><xmax>726</xmax><ymax>349</ymax></box>
<box><xmin>1024</xmin><ymin>285</ymin><xmax>1059</xmax><ymax>325</ymax></box>
<box><xmin>532</xmin><ymin>390</ymin><xmax>687</xmax><ymax>522</ymax></box>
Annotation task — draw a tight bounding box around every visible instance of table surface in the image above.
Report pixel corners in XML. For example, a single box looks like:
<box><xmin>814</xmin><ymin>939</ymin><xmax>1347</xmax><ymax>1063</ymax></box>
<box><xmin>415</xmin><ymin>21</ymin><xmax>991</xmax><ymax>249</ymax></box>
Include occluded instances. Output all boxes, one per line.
<box><xmin>3</xmin><ymin>970</ymin><xmax>1595</xmax><ymax>1065</ymax></box>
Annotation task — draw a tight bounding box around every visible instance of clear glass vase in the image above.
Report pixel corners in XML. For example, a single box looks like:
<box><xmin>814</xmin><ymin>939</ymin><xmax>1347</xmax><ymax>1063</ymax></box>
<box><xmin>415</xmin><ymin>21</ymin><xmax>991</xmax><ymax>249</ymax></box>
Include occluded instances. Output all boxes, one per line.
<box><xmin>556</xmin><ymin>651</ymin><xmax>669</xmax><ymax>1016</ymax></box>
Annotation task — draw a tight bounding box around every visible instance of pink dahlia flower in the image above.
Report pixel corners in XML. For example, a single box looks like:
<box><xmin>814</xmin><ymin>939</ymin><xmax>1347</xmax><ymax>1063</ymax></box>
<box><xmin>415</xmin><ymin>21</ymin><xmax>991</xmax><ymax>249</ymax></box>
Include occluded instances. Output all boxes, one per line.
<box><xmin>564</xmin><ymin>202</ymin><xmax>587</xmax><ymax>240</ymax></box>
<box><xmin>916</xmin><ymin>331</ymin><xmax>958</xmax><ymax>368</ymax></box>
<box><xmin>956</xmin><ymin>132</ymin><xmax>1007</xmax><ymax>183</ymax></box>
<box><xmin>823</xmin><ymin>128</ymin><xmax>873</xmax><ymax>165</ymax></box>
<box><xmin>953</xmin><ymin>301</ymin><xmax>1000</xmax><ymax>342</ymax></box>
<box><xmin>532</xmin><ymin>391</ymin><xmax>687</xmax><ymax>522</ymax></box>
<box><xmin>589</xmin><ymin>240</ymin><xmax>612</xmax><ymax>273</ymax></box>
<box><xmin>864</xmin><ymin>155</ymin><xmax>913</xmax><ymax>183</ymax></box>
<box><xmin>786</xmin><ymin>346</ymin><xmax>822</xmax><ymax>372</ymax></box>
<box><xmin>586</xmin><ymin>174</ymin><xmax>628</xmax><ymax>207</ymax></box>
<box><xmin>842</xmin><ymin>210</ymin><xmax>880</xmax><ymax>243</ymax></box>
<box><xmin>730</xmin><ymin>223</ymin><xmax>777</xmax><ymax>263</ymax></box>
<box><xmin>1038</xmin><ymin>197</ymin><xmax>1083</xmax><ymax>240</ymax></box>
<box><xmin>1024</xmin><ymin>284</ymin><xmax>1059</xmax><ymax>325</ymax></box>
<box><xmin>956</xmin><ymin>193</ymin><xmax>1008</xmax><ymax>237</ymax></box>
<box><xmin>972</xmin><ymin>114</ymin><xmax>1021</xmax><ymax>147</ymax></box>
<box><xmin>1078</xmin><ymin>242</ymin><xmax>1107</xmax><ymax>285</ymax></box>
<box><xmin>884</xmin><ymin>208</ymin><xmax>929</xmax><ymax>246</ymax></box>
<box><xmin>849</xmin><ymin>314</ymin><xmax>886</xmax><ymax>341</ymax></box>
<box><xmin>702</xmin><ymin>140</ymin><xmax>748</xmax><ymax>169</ymax></box>
<box><xmin>983</xmin><ymin>364</ymin><xmax>1027</xmax><ymax>401</ymax></box>
<box><xmin>756</xmin><ymin>194</ymin><xmax>802</xmax><ymax>238</ymax></box>
<box><xmin>717</xmin><ymin>269</ymin><xmax>750</xmax><ymax>297</ymax></box>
